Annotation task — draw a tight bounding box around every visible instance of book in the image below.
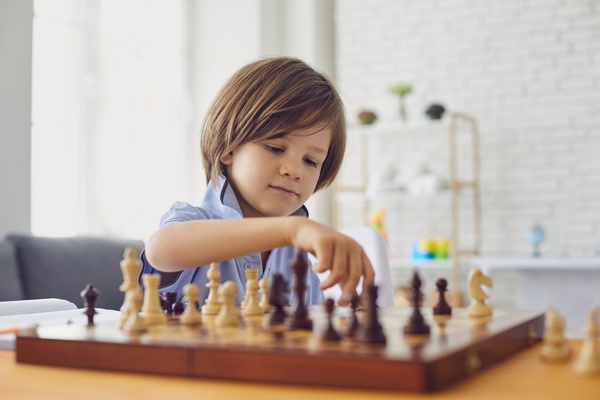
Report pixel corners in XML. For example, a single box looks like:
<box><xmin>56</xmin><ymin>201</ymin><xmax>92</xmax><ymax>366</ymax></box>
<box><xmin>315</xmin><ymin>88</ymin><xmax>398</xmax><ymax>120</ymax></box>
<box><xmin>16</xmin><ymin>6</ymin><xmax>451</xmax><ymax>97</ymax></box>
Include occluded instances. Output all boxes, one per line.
<box><xmin>0</xmin><ymin>299</ymin><xmax>121</xmax><ymax>350</ymax></box>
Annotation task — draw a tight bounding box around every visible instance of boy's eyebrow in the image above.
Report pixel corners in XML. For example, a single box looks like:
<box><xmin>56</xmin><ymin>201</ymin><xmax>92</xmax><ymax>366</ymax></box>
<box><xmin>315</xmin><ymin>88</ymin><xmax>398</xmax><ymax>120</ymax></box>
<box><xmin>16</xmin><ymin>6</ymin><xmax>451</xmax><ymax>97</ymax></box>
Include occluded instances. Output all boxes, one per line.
<box><xmin>310</xmin><ymin>146</ymin><xmax>327</xmax><ymax>154</ymax></box>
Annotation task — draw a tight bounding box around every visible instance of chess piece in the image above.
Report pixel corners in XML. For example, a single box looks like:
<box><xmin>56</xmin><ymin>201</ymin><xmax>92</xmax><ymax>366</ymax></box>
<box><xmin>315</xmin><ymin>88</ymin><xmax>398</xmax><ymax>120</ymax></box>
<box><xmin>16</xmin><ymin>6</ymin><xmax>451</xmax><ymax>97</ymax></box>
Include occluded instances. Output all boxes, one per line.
<box><xmin>242</xmin><ymin>268</ymin><xmax>262</xmax><ymax>318</ymax></box>
<box><xmin>539</xmin><ymin>307</ymin><xmax>570</xmax><ymax>362</ymax></box>
<box><xmin>124</xmin><ymin>290</ymin><xmax>147</xmax><ymax>334</ymax></box>
<box><xmin>403</xmin><ymin>271</ymin><xmax>430</xmax><ymax>335</ymax></box>
<box><xmin>259</xmin><ymin>278</ymin><xmax>272</xmax><ymax>314</ymax></box>
<box><xmin>467</xmin><ymin>267</ymin><xmax>493</xmax><ymax>318</ymax></box>
<box><xmin>216</xmin><ymin>281</ymin><xmax>240</xmax><ymax>328</ymax></box>
<box><xmin>321</xmin><ymin>298</ymin><xmax>341</xmax><ymax>342</ymax></box>
<box><xmin>119</xmin><ymin>286</ymin><xmax>142</xmax><ymax>329</ymax></box>
<box><xmin>119</xmin><ymin>247</ymin><xmax>142</xmax><ymax>323</ymax></box>
<box><xmin>344</xmin><ymin>293</ymin><xmax>360</xmax><ymax>338</ymax></box>
<box><xmin>433</xmin><ymin>278</ymin><xmax>452</xmax><ymax>316</ymax></box>
<box><xmin>180</xmin><ymin>283</ymin><xmax>202</xmax><ymax>326</ymax></box>
<box><xmin>355</xmin><ymin>284</ymin><xmax>386</xmax><ymax>344</ymax></box>
<box><xmin>573</xmin><ymin>306</ymin><xmax>600</xmax><ymax>375</ymax></box>
<box><xmin>162</xmin><ymin>292</ymin><xmax>177</xmax><ymax>316</ymax></box>
<box><xmin>119</xmin><ymin>247</ymin><xmax>141</xmax><ymax>293</ymax></box>
<box><xmin>201</xmin><ymin>263</ymin><xmax>221</xmax><ymax>317</ymax></box>
<box><xmin>286</xmin><ymin>251</ymin><xmax>313</xmax><ymax>331</ymax></box>
<box><xmin>81</xmin><ymin>284</ymin><xmax>99</xmax><ymax>326</ymax></box>
<box><xmin>268</xmin><ymin>274</ymin><xmax>288</xmax><ymax>326</ymax></box>
<box><xmin>140</xmin><ymin>274</ymin><xmax>167</xmax><ymax>326</ymax></box>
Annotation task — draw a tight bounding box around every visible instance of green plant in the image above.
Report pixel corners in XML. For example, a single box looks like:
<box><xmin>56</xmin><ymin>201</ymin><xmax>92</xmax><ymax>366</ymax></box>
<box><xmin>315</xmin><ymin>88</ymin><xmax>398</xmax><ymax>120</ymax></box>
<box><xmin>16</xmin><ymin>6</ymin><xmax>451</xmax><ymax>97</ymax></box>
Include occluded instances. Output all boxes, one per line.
<box><xmin>388</xmin><ymin>83</ymin><xmax>413</xmax><ymax>98</ymax></box>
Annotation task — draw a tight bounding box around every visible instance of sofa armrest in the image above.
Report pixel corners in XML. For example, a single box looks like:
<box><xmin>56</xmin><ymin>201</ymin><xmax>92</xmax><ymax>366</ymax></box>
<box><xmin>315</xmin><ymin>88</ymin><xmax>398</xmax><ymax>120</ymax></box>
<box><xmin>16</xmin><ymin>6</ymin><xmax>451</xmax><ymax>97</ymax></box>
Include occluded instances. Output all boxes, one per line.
<box><xmin>6</xmin><ymin>234</ymin><xmax>144</xmax><ymax>310</ymax></box>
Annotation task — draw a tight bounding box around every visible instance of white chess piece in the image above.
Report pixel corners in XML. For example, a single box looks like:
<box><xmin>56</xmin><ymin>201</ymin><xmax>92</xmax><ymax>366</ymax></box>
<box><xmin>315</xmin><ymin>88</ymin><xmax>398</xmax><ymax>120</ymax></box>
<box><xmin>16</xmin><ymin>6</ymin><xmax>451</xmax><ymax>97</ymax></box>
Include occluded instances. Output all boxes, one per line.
<box><xmin>216</xmin><ymin>281</ymin><xmax>239</xmax><ymax>328</ymax></box>
<box><xmin>573</xmin><ymin>306</ymin><xmax>600</xmax><ymax>375</ymax></box>
<box><xmin>467</xmin><ymin>267</ymin><xmax>493</xmax><ymax>318</ymax></box>
<box><xmin>119</xmin><ymin>247</ymin><xmax>142</xmax><ymax>323</ymax></box>
<box><xmin>242</xmin><ymin>268</ymin><xmax>262</xmax><ymax>318</ymax></box>
<box><xmin>201</xmin><ymin>263</ymin><xmax>221</xmax><ymax>316</ymax></box>
<box><xmin>180</xmin><ymin>283</ymin><xmax>202</xmax><ymax>326</ymax></box>
<box><xmin>124</xmin><ymin>291</ymin><xmax>147</xmax><ymax>334</ymax></box>
<box><xmin>140</xmin><ymin>274</ymin><xmax>167</xmax><ymax>326</ymax></box>
<box><xmin>259</xmin><ymin>278</ymin><xmax>272</xmax><ymax>314</ymax></box>
<box><xmin>539</xmin><ymin>307</ymin><xmax>570</xmax><ymax>362</ymax></box>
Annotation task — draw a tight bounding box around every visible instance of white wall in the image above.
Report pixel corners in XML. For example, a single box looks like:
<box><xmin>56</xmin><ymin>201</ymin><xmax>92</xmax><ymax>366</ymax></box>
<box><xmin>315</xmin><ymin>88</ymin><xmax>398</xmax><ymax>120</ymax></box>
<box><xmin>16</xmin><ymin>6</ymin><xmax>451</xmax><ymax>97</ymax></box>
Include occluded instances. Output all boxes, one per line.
<box><xmin>0</xmin><ymin>0</ymin><xmax>33</xmax><ymax>237</ymax></box>
<box><xmin>334</xmin><ymin>0</ymin><xmax>600</xmax><ymax>258</ymax></box>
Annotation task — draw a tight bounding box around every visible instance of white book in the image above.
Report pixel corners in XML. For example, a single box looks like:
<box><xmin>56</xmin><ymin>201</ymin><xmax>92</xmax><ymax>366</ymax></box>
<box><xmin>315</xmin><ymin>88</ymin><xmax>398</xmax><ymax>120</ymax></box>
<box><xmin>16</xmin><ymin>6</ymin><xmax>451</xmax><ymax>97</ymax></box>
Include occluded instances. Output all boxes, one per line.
<box><xmin>0</xmin><ymin>299</ymin><xmax>121</xmax><ymax>350</ymax></box>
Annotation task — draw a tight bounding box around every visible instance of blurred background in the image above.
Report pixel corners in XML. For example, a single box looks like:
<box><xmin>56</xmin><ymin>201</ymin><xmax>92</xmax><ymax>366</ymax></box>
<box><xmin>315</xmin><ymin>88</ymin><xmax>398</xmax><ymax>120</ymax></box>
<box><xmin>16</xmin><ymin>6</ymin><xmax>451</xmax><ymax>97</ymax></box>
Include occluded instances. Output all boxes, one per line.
<box><xmin>1</xmin><ymin>1</ymin><xmax>599</xmax><ymax>326</ymax></box>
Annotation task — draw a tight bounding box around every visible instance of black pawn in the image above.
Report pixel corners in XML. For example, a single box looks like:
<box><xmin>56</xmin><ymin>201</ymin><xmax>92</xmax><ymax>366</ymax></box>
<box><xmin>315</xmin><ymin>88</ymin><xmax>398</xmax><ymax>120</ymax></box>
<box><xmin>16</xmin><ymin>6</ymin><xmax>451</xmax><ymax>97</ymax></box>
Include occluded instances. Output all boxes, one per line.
<box><xmin>171</xmin><ymin>301</ymin><xmax>185</xmax><ymax>316</ymax></box>
<box><xmin>81</xmin><ymin>284</ymin><xmax>99</xmax><ymax>326</ymax></box>
<box><xmin>433</xmin><ymin>278</ymin><xmax>452</xmax><ymax>316</ymax></box>
<box><xmin>355</xmin><ymin>284</ymin><xmax>386</xmax><ymax>345</ymax></box>
<box><xmin>321</xmin><ymin>298</ymin><xmax>341</xmax><ymax>342</ymax></box>
<box><xmin>403</xmin><ymin>271</ymin><xmax>430</xmax><ymax>335</ymax></box>
<box><xmin>344</xmin><ymin>293</ymin><xmax>360</xmax><ymax>338</ymax></box>
<box><xmin>162</xmin><ymin>292</ymin><xmax>177</xmax><ymax>316</ymax></box>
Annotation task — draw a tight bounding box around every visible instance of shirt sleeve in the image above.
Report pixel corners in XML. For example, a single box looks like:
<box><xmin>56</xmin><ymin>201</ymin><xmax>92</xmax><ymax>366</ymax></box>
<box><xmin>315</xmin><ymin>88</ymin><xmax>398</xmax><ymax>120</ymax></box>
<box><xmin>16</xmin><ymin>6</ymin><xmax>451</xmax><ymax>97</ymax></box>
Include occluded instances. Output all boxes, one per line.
<box><xmin>159</xmin><ymin>201</ymin><xmax>211</xmax><ymax>227</ymax></box>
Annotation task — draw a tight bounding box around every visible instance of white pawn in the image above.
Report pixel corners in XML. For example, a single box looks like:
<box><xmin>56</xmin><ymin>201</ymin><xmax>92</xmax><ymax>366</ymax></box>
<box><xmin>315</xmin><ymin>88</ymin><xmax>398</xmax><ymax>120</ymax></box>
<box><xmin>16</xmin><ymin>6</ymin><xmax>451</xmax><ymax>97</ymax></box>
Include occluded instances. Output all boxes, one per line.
<box><xmin>241</xmin><ymin>268</ymin><xmax>258</xmax><ymax>310</ymax></box>
<box><xmin>124</xmin><ymin>291</ymin><xmax>147</xmax><ymax>334</ymax></box>
<box><xmin>140</xmin><ymin>274</ymin><xmax>167</xmax><ymax>326</ymax></box>
<box><xmin>180</xmin><ymin>283</ymin><xmax>202</xmax><ymax>327</ymax></box>
<box><xmin>573</xmin><ymin>306</ymin><xmax>600</xmax><ymax>375</ymax></box>
<box><xmin>119</xmin><ymin>247</ymin><xmax>141</xmax><ymax>320</ymax></box>
<box><xmin>259</xmin><ymin>278</ymin><xmax>272</xmax><ymax>314</ymax></box>
<box><xmin>539</xmin><ymin>307</ymin><xmax>570</xmax><ymax>362</ymax></box>
<box><xmin>242</xmin><ymin>269</ymin><xmax>262</xmax><ymax>318</ymax></box>
<box><xmin>201</xmin><ymin>263</ymin><xmax>221</xmax><ymax>316</ymax></box>
<box><xmin>216</xmin><ymin>281</ymin><xmax>239</xmax><ymax>328</ymax></box>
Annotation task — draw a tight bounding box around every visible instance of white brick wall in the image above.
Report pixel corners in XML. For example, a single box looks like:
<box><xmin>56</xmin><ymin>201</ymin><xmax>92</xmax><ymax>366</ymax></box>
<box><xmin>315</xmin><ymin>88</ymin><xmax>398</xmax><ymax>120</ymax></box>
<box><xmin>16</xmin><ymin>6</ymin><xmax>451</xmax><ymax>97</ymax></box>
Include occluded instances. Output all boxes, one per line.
<box><xmin>334</xmin><ymin>0</ymin><xmax>600</xmax><ymax>261</ymax></box>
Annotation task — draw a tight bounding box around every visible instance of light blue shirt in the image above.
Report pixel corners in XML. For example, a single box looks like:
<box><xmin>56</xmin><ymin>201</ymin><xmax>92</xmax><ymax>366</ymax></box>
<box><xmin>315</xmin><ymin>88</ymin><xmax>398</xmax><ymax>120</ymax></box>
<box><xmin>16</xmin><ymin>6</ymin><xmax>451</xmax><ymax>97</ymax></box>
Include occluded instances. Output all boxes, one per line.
<box><xmin>140</xmin><ymin>175</ymin><xmax>323</xmax><ymax>307</ymax></box>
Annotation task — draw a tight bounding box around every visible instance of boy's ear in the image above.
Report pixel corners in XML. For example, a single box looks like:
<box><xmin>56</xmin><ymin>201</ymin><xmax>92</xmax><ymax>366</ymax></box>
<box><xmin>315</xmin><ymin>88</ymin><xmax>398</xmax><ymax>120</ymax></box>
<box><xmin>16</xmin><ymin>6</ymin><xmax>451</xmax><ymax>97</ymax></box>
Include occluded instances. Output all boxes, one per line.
<box><xmin>221</xmin><ymin>151</ymin><xmax>233</xmax><ymax>165</ymax></box>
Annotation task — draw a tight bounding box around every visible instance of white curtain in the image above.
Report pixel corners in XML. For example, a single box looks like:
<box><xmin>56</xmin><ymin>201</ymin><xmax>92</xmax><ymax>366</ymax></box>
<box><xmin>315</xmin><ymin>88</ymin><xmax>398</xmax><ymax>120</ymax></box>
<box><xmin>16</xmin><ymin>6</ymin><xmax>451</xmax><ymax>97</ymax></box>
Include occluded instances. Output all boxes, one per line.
<box><xmin>31</xmin><ymin>0</ymin><xmax>194</xmax><ymax>240</ymax></box>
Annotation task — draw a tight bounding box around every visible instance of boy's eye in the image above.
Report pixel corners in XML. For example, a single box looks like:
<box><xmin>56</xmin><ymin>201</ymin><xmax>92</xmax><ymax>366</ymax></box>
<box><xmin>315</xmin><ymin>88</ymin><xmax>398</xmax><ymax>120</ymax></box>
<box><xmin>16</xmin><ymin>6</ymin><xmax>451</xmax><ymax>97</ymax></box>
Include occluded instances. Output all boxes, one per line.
<box><xmin>304</xmin><ymin>158</ymin><xmax>318</xmax><ymax>167</ymax></box>
<box><xmin>265</xmin><ymin>145</ymin><xmax>283</xmax><ymax>153</ymax></box>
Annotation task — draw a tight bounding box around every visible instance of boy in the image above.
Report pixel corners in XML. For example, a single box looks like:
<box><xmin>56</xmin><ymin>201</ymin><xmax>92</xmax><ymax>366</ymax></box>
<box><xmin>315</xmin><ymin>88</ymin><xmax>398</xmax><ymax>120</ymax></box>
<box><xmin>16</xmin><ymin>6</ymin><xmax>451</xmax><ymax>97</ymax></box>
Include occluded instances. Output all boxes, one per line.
<box><xmin>143</xmin><ymin>57</ymin><xmax>374</xmax><ymax>307</ymax></box>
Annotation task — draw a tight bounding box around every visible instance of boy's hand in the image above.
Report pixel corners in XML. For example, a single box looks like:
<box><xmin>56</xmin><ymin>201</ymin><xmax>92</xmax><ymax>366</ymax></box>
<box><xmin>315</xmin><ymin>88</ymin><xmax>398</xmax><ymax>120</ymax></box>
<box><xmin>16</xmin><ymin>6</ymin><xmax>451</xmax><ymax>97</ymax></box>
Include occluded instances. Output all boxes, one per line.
<box><xmin>290</xmin><ymin>218</ymin><xmax>375</xmax><ymax>306</ymax></box>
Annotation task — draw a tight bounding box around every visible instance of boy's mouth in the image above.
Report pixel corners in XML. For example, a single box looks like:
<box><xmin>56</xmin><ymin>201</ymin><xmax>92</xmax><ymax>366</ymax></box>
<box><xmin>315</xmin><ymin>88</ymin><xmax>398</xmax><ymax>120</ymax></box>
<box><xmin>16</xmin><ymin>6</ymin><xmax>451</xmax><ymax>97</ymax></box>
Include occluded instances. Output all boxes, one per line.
<box><xmin>270</xmin><ymin>185</ymin><xmax>299</xmax><ymax>197</ymax></box>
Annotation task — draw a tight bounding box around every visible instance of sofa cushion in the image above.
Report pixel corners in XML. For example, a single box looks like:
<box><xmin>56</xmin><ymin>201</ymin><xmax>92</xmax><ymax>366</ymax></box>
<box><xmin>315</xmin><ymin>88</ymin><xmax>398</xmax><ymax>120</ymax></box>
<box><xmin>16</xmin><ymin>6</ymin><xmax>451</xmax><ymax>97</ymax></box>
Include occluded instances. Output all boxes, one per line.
<box><xmin>6</xmin><ymin>234</ymin><xmax>144</xmax><ymax>310</ymax></box>
<box><xmin>0</xmin><ymin>241</ymin><xmax>25</xmax><ymax>301</ymax></box>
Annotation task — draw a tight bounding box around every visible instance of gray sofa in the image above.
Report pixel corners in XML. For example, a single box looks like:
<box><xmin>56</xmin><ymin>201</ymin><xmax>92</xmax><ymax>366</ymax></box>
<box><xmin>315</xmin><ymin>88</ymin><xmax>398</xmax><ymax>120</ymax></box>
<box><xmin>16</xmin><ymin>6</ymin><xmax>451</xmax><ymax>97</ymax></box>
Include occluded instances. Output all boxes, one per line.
<box><xmin>0</xmin><ymin>234</ymin><xmax>144</xmax><ymax>310</ymax></box>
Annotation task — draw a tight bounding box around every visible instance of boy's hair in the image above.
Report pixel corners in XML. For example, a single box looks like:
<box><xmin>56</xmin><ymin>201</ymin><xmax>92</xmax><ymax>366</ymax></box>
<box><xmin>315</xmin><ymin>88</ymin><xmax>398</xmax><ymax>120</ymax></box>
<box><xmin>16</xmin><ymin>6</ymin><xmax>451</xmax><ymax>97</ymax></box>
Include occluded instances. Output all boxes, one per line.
<box><xmin>201</xmin><ymin>56</ymin><xmax>346</xmax><ymax>192</ymax></box>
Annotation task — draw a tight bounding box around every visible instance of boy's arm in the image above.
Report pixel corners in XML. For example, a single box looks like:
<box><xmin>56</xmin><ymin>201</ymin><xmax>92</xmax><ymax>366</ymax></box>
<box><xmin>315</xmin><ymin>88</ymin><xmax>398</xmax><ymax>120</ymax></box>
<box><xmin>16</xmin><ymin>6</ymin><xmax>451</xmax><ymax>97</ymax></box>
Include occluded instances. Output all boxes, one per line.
<box><xmin>144</xmin><ymin>216</ymin><xmax>374</xmax><ymax>305</ymax></box>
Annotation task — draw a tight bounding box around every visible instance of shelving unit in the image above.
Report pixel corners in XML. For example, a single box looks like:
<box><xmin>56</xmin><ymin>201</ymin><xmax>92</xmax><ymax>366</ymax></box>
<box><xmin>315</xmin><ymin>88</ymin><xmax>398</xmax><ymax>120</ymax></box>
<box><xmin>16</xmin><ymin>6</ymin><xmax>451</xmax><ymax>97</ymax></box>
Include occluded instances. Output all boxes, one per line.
<box><xmin>333</xmin><ymin>112</ymin><xmax>481</xmax><ymax>306</ymax></box>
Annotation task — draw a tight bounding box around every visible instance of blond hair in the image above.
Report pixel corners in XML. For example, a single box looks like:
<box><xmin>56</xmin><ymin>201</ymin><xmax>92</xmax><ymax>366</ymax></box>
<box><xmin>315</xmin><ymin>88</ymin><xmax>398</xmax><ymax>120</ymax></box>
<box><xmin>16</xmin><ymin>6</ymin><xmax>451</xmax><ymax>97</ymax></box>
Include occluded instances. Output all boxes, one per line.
<box><xmin>201</xmin><ymin>57</ymin><xmax>346</xmax><ymax>192</ymax></box>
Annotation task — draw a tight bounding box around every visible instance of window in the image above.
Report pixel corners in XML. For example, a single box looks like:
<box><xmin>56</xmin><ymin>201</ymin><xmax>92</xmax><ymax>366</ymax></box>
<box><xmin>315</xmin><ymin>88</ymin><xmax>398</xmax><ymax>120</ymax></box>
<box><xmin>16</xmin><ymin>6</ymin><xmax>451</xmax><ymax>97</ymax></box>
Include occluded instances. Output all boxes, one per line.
<box><xmin>32</xmin><ymin>0</ymin><xmax>193</xmax><ymax>240</ymax></box>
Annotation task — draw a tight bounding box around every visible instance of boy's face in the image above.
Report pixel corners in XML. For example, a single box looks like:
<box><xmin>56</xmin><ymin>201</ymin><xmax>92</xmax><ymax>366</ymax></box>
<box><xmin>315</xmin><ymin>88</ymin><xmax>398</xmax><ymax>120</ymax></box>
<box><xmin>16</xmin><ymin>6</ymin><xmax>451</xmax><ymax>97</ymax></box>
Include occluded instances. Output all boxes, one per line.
<box><xmin>221</xmin><ymin>126</ymin><xmax>332</xmax><ymax>218</ymax></box>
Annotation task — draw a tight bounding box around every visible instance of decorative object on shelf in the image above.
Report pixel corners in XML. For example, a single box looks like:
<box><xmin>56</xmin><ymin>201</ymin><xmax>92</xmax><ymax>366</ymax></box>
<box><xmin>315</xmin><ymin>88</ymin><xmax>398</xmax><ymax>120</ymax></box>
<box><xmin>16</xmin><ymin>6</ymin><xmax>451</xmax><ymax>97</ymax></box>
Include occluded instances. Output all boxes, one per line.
<box><xmin>368</xmin><ymin>208</ymin><xmax>388</xmax><ymax>242</ymax></box>
<box><xmin>357</xmin><ymin>109</ymin><xmax>378</xmax><ymax>125</ymax></box>
<box><xmin>526</xmin><ymin>223</ymin><xmax>546</xmax><ymax>257</ymax></box>
<box><xmin>388</xmin><ymin>82</ymin><xmax>413</xmax><ymax>122</ymax></box>
<box><xmin>425</xmin><ymin>103</ymin><xmax>446</xmax><ymax>120</ymax></box>
<box><xmin>411</xmin><ymin>238</ymin><xmax>450</xmax><ymax>260</ymax></box>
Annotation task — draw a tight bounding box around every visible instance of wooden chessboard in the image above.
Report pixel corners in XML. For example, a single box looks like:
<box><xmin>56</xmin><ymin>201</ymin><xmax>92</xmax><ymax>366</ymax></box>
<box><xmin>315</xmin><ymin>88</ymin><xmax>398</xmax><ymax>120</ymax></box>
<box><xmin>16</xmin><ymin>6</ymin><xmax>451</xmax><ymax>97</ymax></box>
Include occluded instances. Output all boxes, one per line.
<box><xmin>15</xmin><ymin>307</ymin><xmax>544</xmax><ymax>392</ymax></box>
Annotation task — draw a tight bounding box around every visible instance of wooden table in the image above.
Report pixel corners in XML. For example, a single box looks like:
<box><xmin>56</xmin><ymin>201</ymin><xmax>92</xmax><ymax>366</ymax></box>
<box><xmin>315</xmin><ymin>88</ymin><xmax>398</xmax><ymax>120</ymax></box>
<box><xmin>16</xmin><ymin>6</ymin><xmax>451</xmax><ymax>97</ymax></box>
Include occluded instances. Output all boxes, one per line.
<box><xmin>1</xmin><ymin>342</ymin><xmax>598</xmax><ymax>400</ymax></box>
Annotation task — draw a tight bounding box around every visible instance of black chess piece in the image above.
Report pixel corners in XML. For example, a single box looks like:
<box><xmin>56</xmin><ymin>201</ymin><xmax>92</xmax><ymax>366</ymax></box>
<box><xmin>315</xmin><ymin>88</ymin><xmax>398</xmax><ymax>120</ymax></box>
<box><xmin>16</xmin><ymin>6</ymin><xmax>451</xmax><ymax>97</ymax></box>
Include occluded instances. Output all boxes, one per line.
<box><xmin>285</xmin><ymin>251</ymin><xmax>313</xmax><ymax>331</ymax></box>
<box><xmin>344</xmin><ymin>293</ymin><xmax>360</xmax><ymax>338</ymax></box>
<box><xmin>80</xmin><ymin>284</ymin><xmax>99</xmax><ymax>326</ymax></box>
<box><xmin>403</xmin><ymin>270</ymin><xmax>430</xmax><ymax>335</ymax></box>
<box><xmin>268</xmin><ymin>274</ymin><xmax>288</xmax><ymax>326</ymax></box>
<box><xmin>321</xmin><ymin>298</ymin><xmax>341</xmax><ymax>342</ymax></box>
<box><xmin>162</xmin><ymin>292</ymin><xmax>177</xmax><ymax>316</ymax></box>
<box><xmin>171</xmin><ymin>301</ymin><xmax>185</xmax><ymax>316</ymax></box>
<box><xmin>433</xmin><ymin>278</ymin><xmax>452</xmax><ymax>316</ymax></box>
<box><xmin>355</xmin><ymin>284</ymin><xmax>386</xmax><ymax>345</ymax></box>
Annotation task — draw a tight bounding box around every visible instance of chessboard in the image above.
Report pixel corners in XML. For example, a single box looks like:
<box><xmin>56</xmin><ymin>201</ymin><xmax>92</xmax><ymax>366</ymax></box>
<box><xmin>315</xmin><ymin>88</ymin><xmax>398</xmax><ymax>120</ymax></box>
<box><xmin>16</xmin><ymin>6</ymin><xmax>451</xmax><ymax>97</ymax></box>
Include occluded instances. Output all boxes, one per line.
<box><xmin>15</xmin><ymin>306</ymin><xmax>544</xmax><ymax>392</ymax></box>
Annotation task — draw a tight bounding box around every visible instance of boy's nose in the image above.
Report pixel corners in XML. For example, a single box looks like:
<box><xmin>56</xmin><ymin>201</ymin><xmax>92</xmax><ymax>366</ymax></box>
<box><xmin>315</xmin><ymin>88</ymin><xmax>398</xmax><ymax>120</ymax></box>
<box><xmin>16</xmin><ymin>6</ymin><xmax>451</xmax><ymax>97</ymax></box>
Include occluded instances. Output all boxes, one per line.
<box><xmin>280</xmin><ymin>160</ymin><xmax>302</xmax><ymax>181</ymax></box>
